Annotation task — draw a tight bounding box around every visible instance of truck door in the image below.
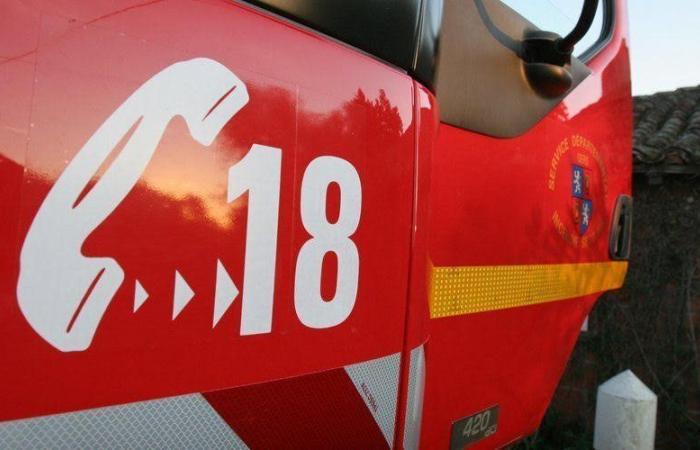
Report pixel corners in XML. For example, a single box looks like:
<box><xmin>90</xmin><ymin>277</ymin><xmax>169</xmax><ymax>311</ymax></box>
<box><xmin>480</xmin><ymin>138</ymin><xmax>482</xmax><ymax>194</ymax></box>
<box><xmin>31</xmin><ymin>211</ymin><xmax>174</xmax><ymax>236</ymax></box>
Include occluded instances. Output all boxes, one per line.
<box><xmin>420</xmin><ymin>0</ymin><xmax>632</xmax><ymax>448</ymax></box>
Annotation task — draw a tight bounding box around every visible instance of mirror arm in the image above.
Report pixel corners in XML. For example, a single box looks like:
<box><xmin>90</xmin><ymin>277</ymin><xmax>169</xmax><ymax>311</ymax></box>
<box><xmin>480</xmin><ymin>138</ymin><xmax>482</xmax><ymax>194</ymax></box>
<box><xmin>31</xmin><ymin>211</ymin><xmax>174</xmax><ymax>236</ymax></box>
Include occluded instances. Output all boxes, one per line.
<box><xmin>523</xmin><ymin>0</ymin><xmax>600</xmax><ymax>67</ymax></box>
<box><xmin>558</xmin><ymin>0</ymin><xmax>600</xmax><ymax>54</ymax></box>
<box><xmin>521</xmin><ymin>0</ymin><xmax>599</xmax><ymax>98</ymax></box>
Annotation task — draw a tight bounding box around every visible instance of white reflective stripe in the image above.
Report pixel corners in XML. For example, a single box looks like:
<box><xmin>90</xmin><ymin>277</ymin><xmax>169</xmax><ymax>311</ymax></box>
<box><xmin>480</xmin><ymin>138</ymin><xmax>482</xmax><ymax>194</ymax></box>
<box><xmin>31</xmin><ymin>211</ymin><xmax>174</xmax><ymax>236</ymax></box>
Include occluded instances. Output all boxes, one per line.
<box><xmin>403</xmin><ymin>344</ymin><xmax>426</xmax><ymax>450</ymax></box>
<box><xmin>0</xmin><ymin>394</ymin><xmax>248</xmax><ymax>449</ymax></box>
<box><xmin>344</xmin><ymin>352</ymin><xmax>401</xmax><ymax>447</ymax></box>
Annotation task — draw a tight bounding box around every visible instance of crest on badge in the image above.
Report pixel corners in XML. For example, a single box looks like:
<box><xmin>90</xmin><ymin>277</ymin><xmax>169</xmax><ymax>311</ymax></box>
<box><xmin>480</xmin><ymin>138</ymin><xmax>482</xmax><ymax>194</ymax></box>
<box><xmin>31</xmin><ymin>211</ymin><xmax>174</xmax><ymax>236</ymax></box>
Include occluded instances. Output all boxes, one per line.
<box><xmin>571</xmin><ymin>165</ymin><xmax>593</xmax><ymax>235</ymax></box>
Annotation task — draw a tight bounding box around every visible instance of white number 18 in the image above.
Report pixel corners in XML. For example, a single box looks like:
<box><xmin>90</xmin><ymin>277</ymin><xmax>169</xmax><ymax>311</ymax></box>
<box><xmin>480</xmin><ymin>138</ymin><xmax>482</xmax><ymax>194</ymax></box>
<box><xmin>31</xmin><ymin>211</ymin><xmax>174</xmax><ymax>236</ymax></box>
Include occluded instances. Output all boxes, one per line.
<box><xmin>228</xmin><ymin>147</ymin><xmax>362</xmax><ymax>334</ymax></box>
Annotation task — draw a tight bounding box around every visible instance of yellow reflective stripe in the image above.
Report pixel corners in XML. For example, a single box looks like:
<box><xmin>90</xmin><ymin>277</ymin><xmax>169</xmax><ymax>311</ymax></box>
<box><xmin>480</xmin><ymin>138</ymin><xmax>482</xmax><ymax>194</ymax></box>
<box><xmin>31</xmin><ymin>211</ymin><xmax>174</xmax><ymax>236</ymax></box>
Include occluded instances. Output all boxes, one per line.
<box><xmin>429</xmin><ymin>261</ymin><xmax>628</xmax><ymax>318</ymax></box>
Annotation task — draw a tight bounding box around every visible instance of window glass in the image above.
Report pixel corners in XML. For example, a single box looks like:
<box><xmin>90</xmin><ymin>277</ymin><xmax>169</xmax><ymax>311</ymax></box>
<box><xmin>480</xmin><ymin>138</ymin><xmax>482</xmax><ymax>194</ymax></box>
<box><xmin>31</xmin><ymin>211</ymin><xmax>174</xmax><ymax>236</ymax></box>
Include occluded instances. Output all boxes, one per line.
<box><xmin>499</xmin><ymin>0</ymin><xmax>606</xmax><ymax>58</ymax></box>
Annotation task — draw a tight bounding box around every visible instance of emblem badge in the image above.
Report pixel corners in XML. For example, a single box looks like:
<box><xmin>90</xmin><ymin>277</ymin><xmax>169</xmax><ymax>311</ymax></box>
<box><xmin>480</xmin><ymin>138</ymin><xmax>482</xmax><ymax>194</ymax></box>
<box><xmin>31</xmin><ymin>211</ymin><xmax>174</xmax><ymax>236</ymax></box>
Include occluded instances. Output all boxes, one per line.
<box><xmin>547</xmin><ymin>135</ymin><xmax>608</xmax><ymax>248</ymax></box>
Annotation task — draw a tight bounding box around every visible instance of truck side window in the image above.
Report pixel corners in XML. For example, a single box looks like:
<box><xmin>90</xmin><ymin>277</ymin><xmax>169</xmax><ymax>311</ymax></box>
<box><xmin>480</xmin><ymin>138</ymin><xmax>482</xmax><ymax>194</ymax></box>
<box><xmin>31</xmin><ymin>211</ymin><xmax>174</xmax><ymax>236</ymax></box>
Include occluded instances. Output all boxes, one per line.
<box><xmin>499</xmin><ymin>0</ymin><xmax>610</xmax><ymax>60</ymax></box>
<box><xmin>434</xmin><ymin>0</ymin><xmax>615</xmax><ymax>137</ymax></box>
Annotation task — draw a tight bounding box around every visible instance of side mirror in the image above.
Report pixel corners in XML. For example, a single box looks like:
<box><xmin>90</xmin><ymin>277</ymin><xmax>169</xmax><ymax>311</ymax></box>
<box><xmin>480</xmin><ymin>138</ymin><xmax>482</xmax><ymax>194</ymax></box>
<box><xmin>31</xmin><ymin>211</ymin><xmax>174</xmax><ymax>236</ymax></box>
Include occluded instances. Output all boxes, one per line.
<box><xmin>522</xmin><ymin>0</ymin><xmax>599</xmax><ymax>98</ymax></box>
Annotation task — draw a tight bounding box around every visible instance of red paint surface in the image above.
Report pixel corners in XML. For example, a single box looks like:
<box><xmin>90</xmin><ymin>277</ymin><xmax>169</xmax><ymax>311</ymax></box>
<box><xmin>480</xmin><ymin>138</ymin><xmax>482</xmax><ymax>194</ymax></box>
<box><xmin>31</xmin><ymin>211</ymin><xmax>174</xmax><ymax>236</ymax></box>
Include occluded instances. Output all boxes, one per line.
<box><xmin>205</xmin><ymin>368</ymin><xmax>388</xmax><ymax>450</ymax></box>
<box><xmin>420</xmin><ymin>0</ymin><xmax>632</xmax><ymax>447</ymax></box>
<box><xmin>0</xmin><ymin>0</ymin><xmax>632</xmax><ymax>448</ymax></box>
<box><xmin>0</xmin><ymin>0</ymin><xmax>415</xmax><ymax>421</ymax></box>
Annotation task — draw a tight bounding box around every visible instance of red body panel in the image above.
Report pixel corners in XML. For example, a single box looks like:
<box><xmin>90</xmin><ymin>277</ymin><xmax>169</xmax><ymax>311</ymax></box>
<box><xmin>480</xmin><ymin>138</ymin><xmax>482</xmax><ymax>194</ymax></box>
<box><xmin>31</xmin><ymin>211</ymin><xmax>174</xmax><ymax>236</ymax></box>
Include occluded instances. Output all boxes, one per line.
<box><xmin>1</xmin><ymin>0</ymin><xmax>416</xmax><ymax>421</ymax></box>
<box><xmin>420</xmin><ymin>2</ymin><xmax>632</xmax><ymax>447</ymax></box>
<box><xmin>0</xmin><ymin>0</ymin><xmax>631</xmax><ymax>448</ymax></box>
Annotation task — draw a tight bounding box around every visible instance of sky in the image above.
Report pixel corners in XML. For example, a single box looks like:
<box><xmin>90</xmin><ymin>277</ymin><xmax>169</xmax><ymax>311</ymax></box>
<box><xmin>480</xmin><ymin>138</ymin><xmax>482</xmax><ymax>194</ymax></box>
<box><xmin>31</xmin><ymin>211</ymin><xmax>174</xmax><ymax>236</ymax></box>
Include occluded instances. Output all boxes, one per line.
<box><xmin>628</xmin><ymin>0</ymin><xmax>700</xmax><ymax>95</ymax></box>
<box><xmin>502</xmin><ymin>0</ymin><xmax>700</xmax><ymax>96</ymax></box>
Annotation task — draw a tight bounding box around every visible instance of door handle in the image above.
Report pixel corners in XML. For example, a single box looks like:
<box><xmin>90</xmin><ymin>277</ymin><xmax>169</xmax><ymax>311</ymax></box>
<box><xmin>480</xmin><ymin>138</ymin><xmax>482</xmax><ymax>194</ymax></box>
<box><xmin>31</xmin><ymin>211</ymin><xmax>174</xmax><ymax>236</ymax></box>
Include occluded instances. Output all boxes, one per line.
<box><xmin>609</xmin><ymin>195</ymin><xmax>633</xmax><ymax>260</ymax></box>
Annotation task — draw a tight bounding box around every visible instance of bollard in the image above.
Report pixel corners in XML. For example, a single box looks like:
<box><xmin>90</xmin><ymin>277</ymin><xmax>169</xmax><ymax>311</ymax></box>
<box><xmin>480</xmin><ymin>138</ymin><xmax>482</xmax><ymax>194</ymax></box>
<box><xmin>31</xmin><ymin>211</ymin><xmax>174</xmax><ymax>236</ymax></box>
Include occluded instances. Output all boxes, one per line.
<box><xmin>593</xmin><ymin>370</ymin><xmax>657</xmax><ymax>450</ymax></box>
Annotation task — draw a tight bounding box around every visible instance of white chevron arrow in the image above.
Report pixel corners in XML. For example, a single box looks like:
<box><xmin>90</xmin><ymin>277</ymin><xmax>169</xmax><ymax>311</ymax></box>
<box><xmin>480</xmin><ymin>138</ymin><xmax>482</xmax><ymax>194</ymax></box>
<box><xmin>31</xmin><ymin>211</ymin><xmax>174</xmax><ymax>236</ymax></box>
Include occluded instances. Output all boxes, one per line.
<box><xmin>133</xmin><ymin>279</ymin><xmax>149</xmax><ymax>312</ymax></box>
<box><xmin>173</xmin><ymin>270</ymin><xmax>195</xmax><ymax>319</ymax></box>
<box><xmin>213</xmin><ymin>259</ymin><xmax>239</xmax><ymax>327</ymax></box>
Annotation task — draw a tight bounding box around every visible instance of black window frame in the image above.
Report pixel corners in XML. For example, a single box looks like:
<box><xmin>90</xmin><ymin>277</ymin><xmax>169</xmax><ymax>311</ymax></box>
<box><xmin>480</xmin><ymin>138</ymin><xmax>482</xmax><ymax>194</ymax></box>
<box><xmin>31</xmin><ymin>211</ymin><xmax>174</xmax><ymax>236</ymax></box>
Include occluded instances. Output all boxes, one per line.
<box><xmin>241</xmin><ymin>0</ymin><xmax>443</xmax><ymax>90</ymax></box>
<box><xmin>578</xmin><ymin>0</ymin><xmax>616</xmax><ymax>63</ymax></box>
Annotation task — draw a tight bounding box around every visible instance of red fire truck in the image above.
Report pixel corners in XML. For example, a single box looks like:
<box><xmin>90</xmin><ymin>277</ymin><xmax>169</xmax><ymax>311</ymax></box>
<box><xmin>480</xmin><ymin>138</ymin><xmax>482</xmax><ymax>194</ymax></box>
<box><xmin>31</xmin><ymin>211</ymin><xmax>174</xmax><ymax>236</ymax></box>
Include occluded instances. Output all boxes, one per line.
<box><xmin>0</xmin><ymin>0</ymin><xmax>632</xmax><ymax>448</ymax></box>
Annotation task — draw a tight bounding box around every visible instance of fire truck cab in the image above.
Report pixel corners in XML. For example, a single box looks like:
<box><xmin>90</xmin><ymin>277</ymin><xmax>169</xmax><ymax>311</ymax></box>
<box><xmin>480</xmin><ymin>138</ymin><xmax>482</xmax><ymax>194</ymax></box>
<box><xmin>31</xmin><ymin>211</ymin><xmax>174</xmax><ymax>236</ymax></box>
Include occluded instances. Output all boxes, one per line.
<box><xmin>0</xmin><ymin>0</ymin><xmax>632</xmax><ymax>448</ymax></box>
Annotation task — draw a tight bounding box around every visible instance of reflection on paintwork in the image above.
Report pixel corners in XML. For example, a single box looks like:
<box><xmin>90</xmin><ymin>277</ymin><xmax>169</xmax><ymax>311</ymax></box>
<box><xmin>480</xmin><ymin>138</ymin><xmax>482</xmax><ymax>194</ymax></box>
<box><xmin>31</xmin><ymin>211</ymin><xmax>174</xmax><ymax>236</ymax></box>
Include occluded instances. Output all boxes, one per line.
<box><xmin>18</xmin><ymin>58</ymin><xmax>249</xmax><ymax>351</ymax></box>
<box><xmin>1</xmin><ymin>0</ymin><xmax>416</xmax><ymax>422</ymax></box>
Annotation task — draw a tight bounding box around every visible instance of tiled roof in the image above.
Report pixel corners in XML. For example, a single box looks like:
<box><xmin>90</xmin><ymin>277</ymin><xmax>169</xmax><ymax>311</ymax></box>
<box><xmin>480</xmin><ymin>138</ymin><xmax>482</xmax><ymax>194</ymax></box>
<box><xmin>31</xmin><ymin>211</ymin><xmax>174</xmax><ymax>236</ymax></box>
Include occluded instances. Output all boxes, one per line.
<box><xmin>634</xmin><ymin>85</ymin><xmax>700</xmax><ymax>172</ymax></box>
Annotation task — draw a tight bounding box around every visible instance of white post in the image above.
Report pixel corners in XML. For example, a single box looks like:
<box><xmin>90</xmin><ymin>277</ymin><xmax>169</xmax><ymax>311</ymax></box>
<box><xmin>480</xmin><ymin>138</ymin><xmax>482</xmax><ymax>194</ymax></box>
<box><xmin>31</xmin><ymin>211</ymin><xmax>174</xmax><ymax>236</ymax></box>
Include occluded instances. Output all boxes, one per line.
<box><xmin>593</xmin><ymin>370</ymin><xmax>657</xmax><ymax>450</ymax></box>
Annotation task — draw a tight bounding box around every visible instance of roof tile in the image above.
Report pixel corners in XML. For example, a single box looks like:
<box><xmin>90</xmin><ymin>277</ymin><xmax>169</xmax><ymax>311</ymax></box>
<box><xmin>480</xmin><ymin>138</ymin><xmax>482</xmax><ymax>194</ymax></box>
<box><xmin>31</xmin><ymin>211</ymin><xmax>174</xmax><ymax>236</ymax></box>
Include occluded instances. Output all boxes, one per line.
<box><xmin>634</xmin><ymin>85</ymin><xmax>700</xmax><ymax>169</ymax></box>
